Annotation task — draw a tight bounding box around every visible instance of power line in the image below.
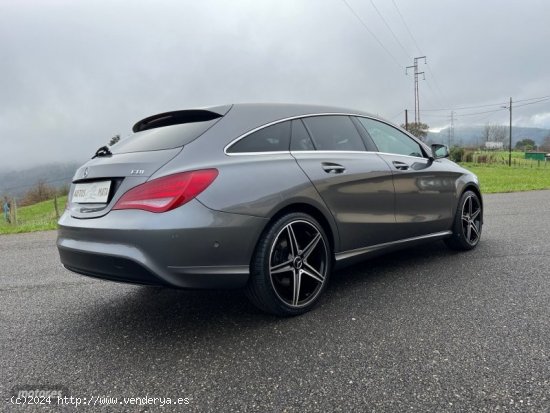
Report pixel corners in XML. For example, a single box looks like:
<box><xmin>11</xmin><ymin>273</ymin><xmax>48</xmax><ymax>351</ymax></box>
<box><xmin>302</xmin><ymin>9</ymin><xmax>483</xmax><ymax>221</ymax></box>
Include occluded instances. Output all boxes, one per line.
<box><xmin>422</xmin><ymin>99</ymin><xmax>549</xmax><ymax>119</ymax></box>
<box><xmin>474</xmin><ymin>110</ymin><xmax>504</xmax><ymax>123</ymax></box>
<box><xmin>423</xmin><ymin>77</ymin><xmax>445</xmax><ymax>108</ymax></box>
<box><xmin>514</xmin><ymin>95</ymin><xmax>550</xmax><ymax>103</ymax></box>
<box><xmin>420</xmin><ymin>108</ymin><xmax>506</xmax><ymax>118</ymax></box>
<box><xmin>458</xmin><ymin>108</ymin><xmax>507</xmax><ymax>117</ymax></box>
<box><xmin>388</xmin><ymin>110</ymin><xmax>404</xmax><ymax>121</ymax></box>
<box><xmin>367</xmin><ymin>0</ymin><xmax>446</xmax><ymax>110</ymax></box>
<box><xmin>391</xmin><ymin>0</ymin><xmax>423</xmax><ymax>56</ymax></box>
<box><xmin>391</xmin><ymin>0</ymin><xmax>449</xmax><ymax>107</ymax></box>
<box><xmin>340</xmin><ymin>0</ymin><xmax>403</xmax><ymax>68</ymax></box>
<box><xmin>368</xmin><ymin>0</ymin><xmax>410</xmax><ymax>58</ymax></box>
<box><xmin>422</xmin><ymin>95</ymin><xmax>550</xmax><ymax>112</ymax></box>
<box><xmin>513</xmin><ymin>97</ymin><xmax>550</xmax><ymax>108</ymax></box>
<box><xmin>424</xmin><ymin>63</ymin><xmax>447</xmax><ymax>105</ymax></box>
<box><xmin>422</xmin><ymin>102</ymin><xmax>507</xmax><ymax>112</ymax></box>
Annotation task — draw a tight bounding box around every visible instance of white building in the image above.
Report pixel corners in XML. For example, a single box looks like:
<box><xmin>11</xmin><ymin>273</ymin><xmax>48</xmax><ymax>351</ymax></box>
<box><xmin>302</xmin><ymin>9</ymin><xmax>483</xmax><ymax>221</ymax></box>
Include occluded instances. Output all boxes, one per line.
<box><xmin>485</xmin><ymin>141</ymin><xmax>504</xmax><ymax>150</ymax></box>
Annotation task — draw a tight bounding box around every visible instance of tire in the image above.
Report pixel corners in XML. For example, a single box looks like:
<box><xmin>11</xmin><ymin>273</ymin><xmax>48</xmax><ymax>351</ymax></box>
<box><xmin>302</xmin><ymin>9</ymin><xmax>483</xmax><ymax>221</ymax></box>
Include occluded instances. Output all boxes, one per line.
<box><xmin>445</xmin><ymin>190</ymin><xmax>483</xmax><ymax>251</ymax></box>
<box><xmin>245</xmin><ymin>212</ymin><xmax>331</xmax><ymax>316</ymax></box>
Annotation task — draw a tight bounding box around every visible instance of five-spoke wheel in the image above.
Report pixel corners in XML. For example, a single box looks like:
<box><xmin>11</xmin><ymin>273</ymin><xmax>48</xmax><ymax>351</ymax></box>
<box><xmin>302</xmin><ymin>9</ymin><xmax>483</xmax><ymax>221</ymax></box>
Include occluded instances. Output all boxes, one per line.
<box><xmin>246</xmin><ymin>213</ymin><xmax>330</xmax><ymax>316</ymax></box>
<box><xmin>445</xmin><ymin>190</ymin><xmax>483</xmax><ymax>251</ymax></box>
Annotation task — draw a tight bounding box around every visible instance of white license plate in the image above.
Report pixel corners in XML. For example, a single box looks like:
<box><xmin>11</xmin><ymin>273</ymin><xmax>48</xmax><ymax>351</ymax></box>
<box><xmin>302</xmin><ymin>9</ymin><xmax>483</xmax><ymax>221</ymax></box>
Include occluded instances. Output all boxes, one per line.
<box><xmin>72</xmin><ymin>181</ymin><xmax>111</xmax><ymax>204</ymax></box>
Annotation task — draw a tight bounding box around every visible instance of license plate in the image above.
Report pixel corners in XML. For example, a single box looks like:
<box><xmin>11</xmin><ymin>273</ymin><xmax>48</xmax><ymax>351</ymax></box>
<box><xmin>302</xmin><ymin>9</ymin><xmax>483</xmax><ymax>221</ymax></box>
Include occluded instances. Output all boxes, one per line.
<box><xmin>72</xmin><ymin>181</ymin><xmax>111</xmax><ymax>204</ymax></box>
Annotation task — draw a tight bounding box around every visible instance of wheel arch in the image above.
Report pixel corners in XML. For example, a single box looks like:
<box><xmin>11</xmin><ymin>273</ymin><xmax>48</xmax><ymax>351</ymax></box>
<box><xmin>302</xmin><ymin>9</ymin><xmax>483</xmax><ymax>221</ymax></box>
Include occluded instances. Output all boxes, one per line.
<box><xmin>262</xmin><ymin>202</ymin><xmax>340</xmax><ymax>255</ymax></box>
<box><xmin>461</xmin><ymin>183</ymin><xmax>483</xmax><ymax>223</ymax></box>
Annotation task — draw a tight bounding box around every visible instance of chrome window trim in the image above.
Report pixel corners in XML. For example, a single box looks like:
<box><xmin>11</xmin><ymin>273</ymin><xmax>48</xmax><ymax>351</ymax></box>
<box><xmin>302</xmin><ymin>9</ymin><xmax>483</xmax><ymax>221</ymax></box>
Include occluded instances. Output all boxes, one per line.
<box><xmin>376</xmin><ymin>151</ymin><xmax>427</xmax><ymax>160</ymax></box>
<box><xmin>291</xmin><ymin>150</ymin><xmax>377</xmax><ymax>155</ymax></box>
<box><xmin>223</xmin><ymin>112</ymin><xmax>429</xmax><ymax>158</ymax></box>
<box><xmin>224</xmin><ymin>112</ymin><xmax>372</xmax><ymax>155</ymax></box>
<box><xmin>227</xmin><ymin>150</ymin><xmax>427</xmax><ymax>160</ymax></box>
<box><xmin>222</xmin><ymin>151</ymin><xmax>291</xmax><ymax>157</ymax></box>
<box><xmin>335</xmin><ymin>231</ymin><xmax>452</xmax><ymax>261</ymax></box>
<box><xmin>292</xmin><ymin>150</ymin><xmax>426</xmax><ymax>160</ymax></box>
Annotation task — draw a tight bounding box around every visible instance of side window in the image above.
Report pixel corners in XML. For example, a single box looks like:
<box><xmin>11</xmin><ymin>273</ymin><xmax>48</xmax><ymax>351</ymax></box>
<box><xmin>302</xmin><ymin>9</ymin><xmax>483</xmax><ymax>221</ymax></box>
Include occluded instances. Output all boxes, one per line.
<box><xmin>290</xmin><ymin>119</ymin><xmax>315</xmax><ymax>151</ymax></box>
<box><xmin>302</xmin><ymin>116</ymin><xmax>366</xmax><ymax>151</ymax></box>
<box><xmin>228</xmin><ymin>121</ymin><xmax>290</xmax><ymax>153</ymax></box>
<box><xmin>357</xmin><ymin>117</ymin><xmax>424</xmax><ymax>158</ymax></box>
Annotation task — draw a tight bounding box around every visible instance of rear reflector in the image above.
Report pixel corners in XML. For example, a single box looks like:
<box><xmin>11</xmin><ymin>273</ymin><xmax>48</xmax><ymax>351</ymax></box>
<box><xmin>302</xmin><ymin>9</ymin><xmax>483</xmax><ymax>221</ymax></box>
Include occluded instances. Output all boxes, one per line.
<box><xmin>113</xmin><ymin>169</ymin><xmax>218</xmax><ymax>213</ymax></box>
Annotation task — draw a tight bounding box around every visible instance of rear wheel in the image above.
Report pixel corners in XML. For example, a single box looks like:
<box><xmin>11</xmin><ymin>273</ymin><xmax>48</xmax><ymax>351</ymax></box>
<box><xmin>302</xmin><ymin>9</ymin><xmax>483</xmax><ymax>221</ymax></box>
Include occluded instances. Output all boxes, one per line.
<box><xmin>445</xmin><ymin>190</ymin><xmax>482</xmax><ymax>251</ymax></box>
<box><xmin>246</xmin><ymin>212</ymin><xmax>331</xmax><ymax>316</ymax></box>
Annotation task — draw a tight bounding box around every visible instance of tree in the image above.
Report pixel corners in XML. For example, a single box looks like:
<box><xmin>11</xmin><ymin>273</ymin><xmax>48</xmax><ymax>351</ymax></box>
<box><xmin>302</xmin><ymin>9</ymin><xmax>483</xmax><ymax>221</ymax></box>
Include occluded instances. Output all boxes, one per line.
<box><xmin>449</xmin><ymin>146</ymin><xmax>465</xmax><ymax>162</ymax></box>
<box><xmin>20</xmin><ymin>180</ymin><xmax>55</xmax><ymax>206</ymax></box>
<box><xmin>540</xmin><ymin>135</ymin><xmax>550</xmax><ymax>152</ymax></box>
<box><xmin>109</xmin><ymin>134</ymin><xmax>120</xmax><ymax>146</ymax></box>
<box><xmin>515</xmin><ymin>138</ymin><xmax>537</xmax><ymax>151</ymax></box>
<box><xmin>492</xmin><ymin>124</ymin><xmax>507</xmax><ymax>143</ymax></box>
<box><xmin>402</xmin><ymin>122</ymin><xmax>429</xmax><ymax>140</ymax></box>
<box><xmin>481</xmin><ymin>123</ymin><xmax>507</xmax><ymax>143</ymax></box>
<box><xmin>481</xmin><ymin>124</ymin><xmax>491</xmax><ymax>142</ymax></box>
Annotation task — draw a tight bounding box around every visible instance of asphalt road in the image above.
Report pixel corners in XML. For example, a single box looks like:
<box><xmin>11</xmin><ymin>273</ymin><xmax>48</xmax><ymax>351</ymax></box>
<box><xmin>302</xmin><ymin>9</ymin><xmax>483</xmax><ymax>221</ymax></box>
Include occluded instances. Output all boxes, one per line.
<box><xmin>1</xmin><ymin>191</ymin><xmax>549</xmax><ymax>412</ymax></box>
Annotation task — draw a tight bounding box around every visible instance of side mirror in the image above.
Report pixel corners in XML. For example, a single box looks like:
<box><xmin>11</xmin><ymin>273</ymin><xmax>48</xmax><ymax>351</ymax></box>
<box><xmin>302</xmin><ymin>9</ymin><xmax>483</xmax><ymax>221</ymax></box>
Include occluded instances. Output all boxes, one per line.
<box><xmin>431</xmin><ymin>144</ymin><xmax>449</xmax><ymax>159</ymax></box>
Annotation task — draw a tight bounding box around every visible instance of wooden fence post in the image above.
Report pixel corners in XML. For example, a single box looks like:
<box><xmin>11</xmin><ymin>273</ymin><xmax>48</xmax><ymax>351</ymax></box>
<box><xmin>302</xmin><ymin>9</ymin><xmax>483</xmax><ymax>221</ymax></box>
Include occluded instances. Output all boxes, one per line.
<box><xmin>54</xmin><ymin>195</ymin><xmax>60</xmax><ymax>219</ymax></box>
<box><xmin>12</xmin><ymin>197</ymin><xmax>18</xmax><ymax>226</ymax></box>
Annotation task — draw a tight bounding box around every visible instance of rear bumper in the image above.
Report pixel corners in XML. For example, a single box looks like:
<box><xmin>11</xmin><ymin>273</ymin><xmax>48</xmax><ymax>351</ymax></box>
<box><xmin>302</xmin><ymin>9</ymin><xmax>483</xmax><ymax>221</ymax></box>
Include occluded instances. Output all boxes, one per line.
<box><xmin>57</xmin><ymin>199</ymin><xmax>268</xmax><ymax>289</ymax></box>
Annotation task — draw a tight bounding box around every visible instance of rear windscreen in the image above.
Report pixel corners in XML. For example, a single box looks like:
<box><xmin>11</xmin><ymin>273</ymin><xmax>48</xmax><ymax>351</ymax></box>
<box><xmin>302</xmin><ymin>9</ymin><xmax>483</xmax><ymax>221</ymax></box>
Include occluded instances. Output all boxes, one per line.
<box><xmin>111</xmin><ymin>118</ymin><xmax>220</xmax><ymax>154</ymax></box>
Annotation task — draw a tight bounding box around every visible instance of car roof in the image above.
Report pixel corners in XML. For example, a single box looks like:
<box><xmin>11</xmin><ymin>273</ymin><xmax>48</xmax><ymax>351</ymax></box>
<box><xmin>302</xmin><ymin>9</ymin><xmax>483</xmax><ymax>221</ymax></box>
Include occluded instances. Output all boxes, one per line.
<box><xmin>132</xmin><ymin>103</ymin><xmax>382</xmax><ymax>133</ymax></box>
<box><xmin>131</xmin><ymin>103</ymin><xmax>405</xmax><ymax>152</ymax></box>
<box><xmin>223</xmin><ymin>102</ymin><xmax>379</xmax><ymax>121</ymax></box>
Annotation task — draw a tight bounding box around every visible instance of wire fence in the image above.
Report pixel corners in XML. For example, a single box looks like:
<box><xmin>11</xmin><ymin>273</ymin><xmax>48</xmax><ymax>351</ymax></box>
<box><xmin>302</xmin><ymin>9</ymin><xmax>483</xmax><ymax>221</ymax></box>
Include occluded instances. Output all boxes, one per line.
<box><xmin>456</xmin><ymin>150</ymin><xmax>550</xmax><ymax>168</ymax></box>
<box><xmin>1</xmin><ymin>175</ymin><xmax>72</xmax><ymax>233</ymax></box>
<box><xmin>1</xmin><ymin>195</ymin><xmax>65</xmax><ymax>234</ymax></box>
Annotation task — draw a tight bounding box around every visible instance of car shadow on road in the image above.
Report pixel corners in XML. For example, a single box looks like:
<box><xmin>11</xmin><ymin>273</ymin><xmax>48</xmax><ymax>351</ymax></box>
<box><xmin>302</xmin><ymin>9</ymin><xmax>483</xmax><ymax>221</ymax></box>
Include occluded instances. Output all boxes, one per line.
<box><xmin>65</xmin><ymin>240</ymin><xmax>460</xmax><ymax>345</ymax></box>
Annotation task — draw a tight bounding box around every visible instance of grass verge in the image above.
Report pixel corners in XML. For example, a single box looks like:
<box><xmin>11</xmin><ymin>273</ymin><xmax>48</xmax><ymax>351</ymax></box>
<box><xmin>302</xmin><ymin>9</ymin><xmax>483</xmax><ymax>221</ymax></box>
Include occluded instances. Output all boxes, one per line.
<box><xmin>460</xmin><ymin>163</ymin><xmax>550</xmax><ymax>193</ymax></box>
<box><xmin>0</xmin><ymin>196</ymin><xmax>67</xmax><ymax>235</ymax></box>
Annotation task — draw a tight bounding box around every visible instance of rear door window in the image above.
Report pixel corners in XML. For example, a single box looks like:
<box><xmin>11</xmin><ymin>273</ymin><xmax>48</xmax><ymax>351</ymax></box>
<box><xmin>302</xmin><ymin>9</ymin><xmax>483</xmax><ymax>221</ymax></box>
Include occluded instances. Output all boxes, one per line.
<box><xmin>227</xmin><ymin>121</ymin><xmax>291</xmax><ymax>153</ymax></box>
<box><xmin>302</xmin><ymin>116</ymin><xmax>366</xmax><ymax>151</ymax></box>
<box><xmin>290</xmin><ymin>119</ymin><xmax>315</xmax><ymax>151</ymax></box>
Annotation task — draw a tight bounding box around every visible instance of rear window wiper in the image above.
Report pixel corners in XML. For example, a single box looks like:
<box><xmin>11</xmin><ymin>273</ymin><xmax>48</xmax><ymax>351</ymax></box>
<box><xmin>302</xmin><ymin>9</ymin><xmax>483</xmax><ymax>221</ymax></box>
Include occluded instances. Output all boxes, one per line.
<box><xmin>92</xmin><ymin>145</ymin><xmax>112</xmax><ymax>159</ymax></box>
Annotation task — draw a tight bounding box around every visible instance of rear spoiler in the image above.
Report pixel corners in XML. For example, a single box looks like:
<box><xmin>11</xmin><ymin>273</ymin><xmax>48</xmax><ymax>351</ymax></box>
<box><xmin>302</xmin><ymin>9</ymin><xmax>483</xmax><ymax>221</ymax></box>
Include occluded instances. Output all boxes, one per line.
<box><xmin>132</xmin><ymin>105</ymin><xmax>232</xmax><ymax>133</ymax></box>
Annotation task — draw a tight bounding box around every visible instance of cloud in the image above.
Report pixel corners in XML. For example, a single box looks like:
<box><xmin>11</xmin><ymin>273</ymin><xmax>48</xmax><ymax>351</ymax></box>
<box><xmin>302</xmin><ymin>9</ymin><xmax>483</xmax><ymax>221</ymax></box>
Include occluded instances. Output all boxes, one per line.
<box><xmin>1</xmin><ymin>0</ymin><xmax>550</xmax><ymax>169</ymax></box>
<box><xmin>525</xmin><ymin>112</ymin><xmax>550</xmax><ymax>129</ymax></box>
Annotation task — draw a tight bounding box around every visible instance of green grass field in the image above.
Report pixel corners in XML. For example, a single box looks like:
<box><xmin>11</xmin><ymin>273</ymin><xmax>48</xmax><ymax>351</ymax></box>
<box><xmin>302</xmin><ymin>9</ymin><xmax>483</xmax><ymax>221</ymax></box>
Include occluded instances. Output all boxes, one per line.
<box><xmin>0</xmin><ymin>196</ymin><xmax>66</xmax><ymax>234</ymax></box>
<box><xmin>460</xmin><ymin>163</ymin><xmax>550</xmax><ymax>193</ymax></box>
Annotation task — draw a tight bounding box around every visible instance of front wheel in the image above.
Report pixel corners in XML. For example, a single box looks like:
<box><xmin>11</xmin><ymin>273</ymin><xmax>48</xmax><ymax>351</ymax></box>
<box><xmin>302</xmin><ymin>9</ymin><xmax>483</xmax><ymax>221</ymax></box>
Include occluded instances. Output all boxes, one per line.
<box><xmin>245</xmin><ymin>212</ymin><xmax>331</xmax><ymax>316</ymax></box>
<box><xmin>445</xmin><ymin>190</ymin><xmax>483</xmax><ymax>251</ymax></box>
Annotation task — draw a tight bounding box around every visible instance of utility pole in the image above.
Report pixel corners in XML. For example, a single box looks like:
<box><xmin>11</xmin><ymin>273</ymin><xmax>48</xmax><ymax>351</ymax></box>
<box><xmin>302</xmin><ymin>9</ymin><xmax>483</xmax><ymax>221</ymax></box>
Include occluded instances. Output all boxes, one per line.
<box><xmin>508</xmin><ymin>97</ymin><xmax>512</xmax><ymax>166</ymax></box>
<box><xmin>406</xmin><ymin>56</ymin><xmax>426</xmax><ymax>123</ymax></box>
<box><xmin>502</xmin><ymin>97</ymin><xmax>513</xmax><ymax>166</ymax></box>
<box><xmin>448</xmin><ymin>111</ymin><xmax>454</xmax><ymax>148</ymax></box>
<box><xmin>405</xmin><ymin>109</ymin><xmax>408</xmax><ymax>131</ymax></box>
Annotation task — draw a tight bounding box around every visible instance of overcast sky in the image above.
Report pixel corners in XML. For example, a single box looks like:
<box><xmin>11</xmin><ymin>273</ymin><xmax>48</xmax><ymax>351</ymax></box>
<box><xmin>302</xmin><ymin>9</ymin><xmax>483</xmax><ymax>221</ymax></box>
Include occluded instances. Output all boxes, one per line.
<box><xmin>1</xmin><ymin>0</ymin><xmax>550</xmax><ymax>170</ymax></box>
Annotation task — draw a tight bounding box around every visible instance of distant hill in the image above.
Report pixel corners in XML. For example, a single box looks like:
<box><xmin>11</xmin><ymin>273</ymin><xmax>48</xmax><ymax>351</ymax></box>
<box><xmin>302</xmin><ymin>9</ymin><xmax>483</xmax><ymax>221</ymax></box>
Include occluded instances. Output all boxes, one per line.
<box><xmin>428</xmin><ymin>126</ymin><xmax>550</xmax><ymax>147</ymax></box>
<box><xmin>0</xmin><ymin>162</ymin><xmax>80</xmax><ymax>199</ymax></box>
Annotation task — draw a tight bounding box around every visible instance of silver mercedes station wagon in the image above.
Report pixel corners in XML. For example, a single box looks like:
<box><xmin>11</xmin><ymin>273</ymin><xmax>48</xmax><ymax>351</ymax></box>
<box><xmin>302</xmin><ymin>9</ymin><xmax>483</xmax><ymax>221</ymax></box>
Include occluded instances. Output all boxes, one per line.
<box><xmin>57</xmin><ymin>103</ymin><xmax>482</xmax><ymax>316</ymax></box>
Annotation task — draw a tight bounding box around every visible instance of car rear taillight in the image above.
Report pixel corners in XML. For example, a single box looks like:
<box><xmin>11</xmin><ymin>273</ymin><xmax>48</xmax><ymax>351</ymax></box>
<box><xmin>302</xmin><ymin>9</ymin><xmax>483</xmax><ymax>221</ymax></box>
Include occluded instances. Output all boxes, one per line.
<box><xmin>113</xmin><ymin>169</ymin><xmax>218</xmax><ymax>213</ymax></box>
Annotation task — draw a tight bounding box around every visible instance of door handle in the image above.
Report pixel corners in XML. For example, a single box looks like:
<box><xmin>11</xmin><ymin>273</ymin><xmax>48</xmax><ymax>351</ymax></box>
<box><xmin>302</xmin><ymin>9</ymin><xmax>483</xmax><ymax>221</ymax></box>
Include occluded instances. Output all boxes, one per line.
<box><xmin>392</xmin><ymin>161</ymin><xmax>409</xmax><ymax>171</ymax></box>
<box><xmin>321</xmin><ymin>162</ymin><xmax>346</xmax><ymax>174</ymax></box>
